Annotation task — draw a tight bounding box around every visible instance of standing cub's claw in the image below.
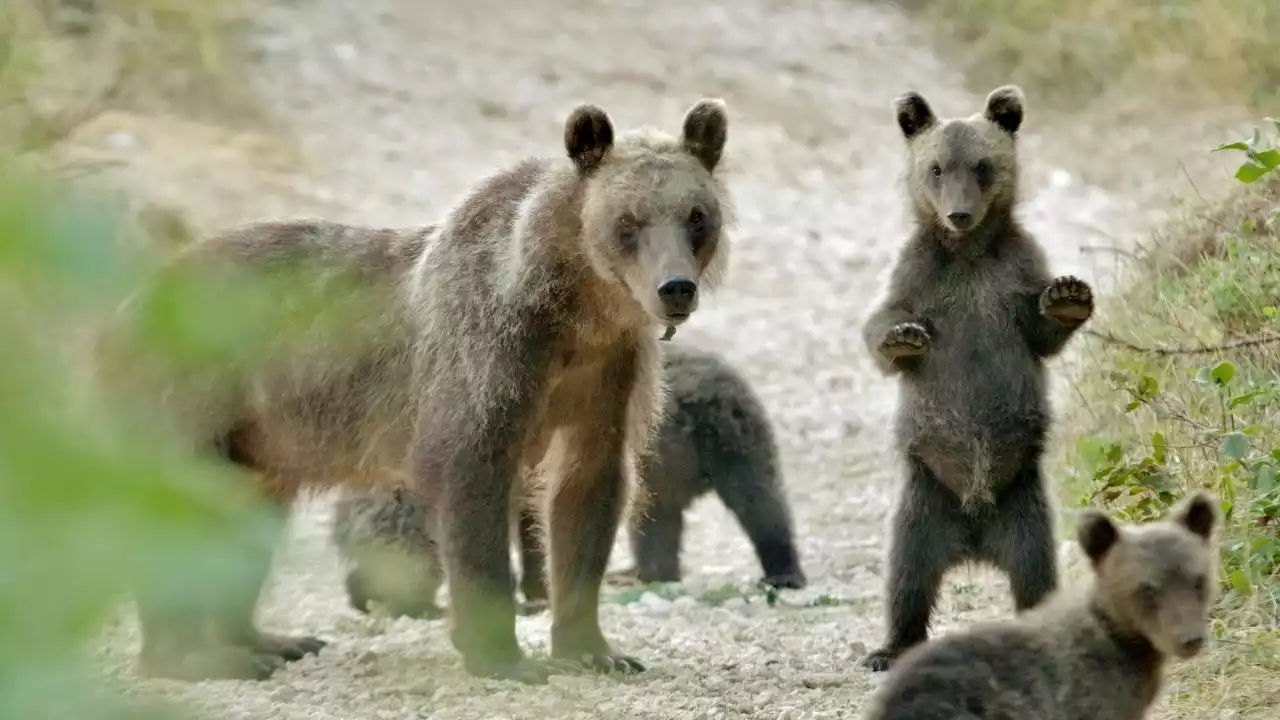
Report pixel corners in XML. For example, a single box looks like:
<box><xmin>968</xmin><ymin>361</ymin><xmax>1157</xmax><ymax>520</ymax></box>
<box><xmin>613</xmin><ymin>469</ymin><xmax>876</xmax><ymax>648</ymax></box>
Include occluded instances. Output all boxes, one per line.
<box><xmin>1040</xmin><ymin>275</ymin><xmax>1094</xmax><ymax>324</ymax></box>
<box><xmin>860</xmin><ymin>646</ymin><xmax>900</xmax><ymax>673</ymax></box>
<box><xmin>880</xmin><ymin>322</ymin><xmax>930</xmax><ymax>360</ymax></box>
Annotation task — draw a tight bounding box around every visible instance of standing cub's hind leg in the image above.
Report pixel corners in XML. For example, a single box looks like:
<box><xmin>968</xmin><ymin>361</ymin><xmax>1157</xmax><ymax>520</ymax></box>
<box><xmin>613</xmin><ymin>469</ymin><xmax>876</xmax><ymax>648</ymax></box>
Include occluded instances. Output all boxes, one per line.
<box><xmin>862</xmin><ymin>460</ymin><xmax>969</xmax><ymax>672</ymax></box>
<box><xmin>978</xmin><ymin>462</ymin><xmax>1057</xmax><ymax>613</ymax></box>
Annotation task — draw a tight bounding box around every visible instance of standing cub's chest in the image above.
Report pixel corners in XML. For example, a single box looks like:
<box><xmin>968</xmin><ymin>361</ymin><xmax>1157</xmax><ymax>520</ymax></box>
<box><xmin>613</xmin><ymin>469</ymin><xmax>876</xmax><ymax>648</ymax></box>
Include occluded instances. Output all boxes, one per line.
<box><xmin>914</xmin><ymin>257</ymin><xmax>1028</xmax><ymax>331</ymax></box>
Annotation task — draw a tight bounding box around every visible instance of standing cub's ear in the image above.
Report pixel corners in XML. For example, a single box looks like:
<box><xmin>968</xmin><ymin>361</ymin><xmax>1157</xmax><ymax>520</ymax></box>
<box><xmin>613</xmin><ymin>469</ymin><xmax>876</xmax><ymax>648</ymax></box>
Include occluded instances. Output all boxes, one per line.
<box><xmin>983</xmin><ymin>85</ymin><xmax>1025</xmax><ymax>135</ymax></box>
<box><xmin>680</xmin><ymin>98</ymin><xmax>729</xmax><ymax>173</ymax></box>
<box><xmin>1077</xmin><ymin>509</ymin><xmax>1121</xmax><ymax>566</ymax></box>
<box><xmin>565</xmin><ymin>104</ymin><xmax>615</xmax><ymax>175</ymax></box>
<box><xmin>1172</xmin><ymin>491</ymin><xmax>1219</xmax><ymax>542</ymax></box>
<box><xmin>894</xmin><ymin>91</ymin><xmax>937</xmax><ymax>140</ymax></box>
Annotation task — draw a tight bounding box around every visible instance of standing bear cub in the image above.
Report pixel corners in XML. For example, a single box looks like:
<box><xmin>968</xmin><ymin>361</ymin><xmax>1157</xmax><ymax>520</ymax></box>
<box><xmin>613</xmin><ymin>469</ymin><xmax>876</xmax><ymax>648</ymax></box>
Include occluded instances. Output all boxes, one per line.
<box><xmin>331</xmin><ymin>342</ymin><xmax>806</xmax><ymax>620</ymax></box>
<box><xmin>861</xmin><ymin>491</ymin><xmax>1221</xmax><ymax>720</ymax></box>
<box><xmin>860</xmin><ymin>84</ymin><xmax>1095</xmax><ymax>671</ymax></box>
<box><xmin>102</xmin><ymin>98</ymin><xmax>735</xmax><ymax>685</ymax></box>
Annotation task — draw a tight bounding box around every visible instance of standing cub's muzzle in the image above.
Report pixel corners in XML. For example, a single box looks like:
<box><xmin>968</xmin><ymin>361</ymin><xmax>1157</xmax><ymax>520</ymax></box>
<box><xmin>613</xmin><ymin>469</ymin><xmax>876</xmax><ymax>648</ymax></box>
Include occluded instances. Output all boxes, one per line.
<box><xmin>657</xmin><ymin>277</ymin><xmax>698</xmax><ymax>321</ymax></box>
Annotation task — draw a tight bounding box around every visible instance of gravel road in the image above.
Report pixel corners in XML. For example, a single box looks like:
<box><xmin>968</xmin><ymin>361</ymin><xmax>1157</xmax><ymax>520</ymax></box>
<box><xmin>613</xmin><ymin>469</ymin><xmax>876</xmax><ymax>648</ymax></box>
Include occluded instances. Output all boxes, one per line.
<box><xmin>72</xmin><ymin>0</ymin><xmax>1240</xmax><ymax>717</ymax></box>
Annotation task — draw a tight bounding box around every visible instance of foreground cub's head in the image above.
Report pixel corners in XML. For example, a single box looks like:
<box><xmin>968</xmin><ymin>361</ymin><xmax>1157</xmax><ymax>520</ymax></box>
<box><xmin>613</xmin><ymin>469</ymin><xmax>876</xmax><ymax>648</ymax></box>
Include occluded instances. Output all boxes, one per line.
<box><xmin>564</xmin><ymin>99</ymin><xmax>732</xmax><ymax>330</ymax></box>
<box><xmin>1078</xmin><ymin>491</ymin><xmax>1221</xmax><ymax>659</ymax></box>
<box><xmin>894</xmin><ymin>85</ymin><xmax>1024</xmax><ymax>238</ymax></box>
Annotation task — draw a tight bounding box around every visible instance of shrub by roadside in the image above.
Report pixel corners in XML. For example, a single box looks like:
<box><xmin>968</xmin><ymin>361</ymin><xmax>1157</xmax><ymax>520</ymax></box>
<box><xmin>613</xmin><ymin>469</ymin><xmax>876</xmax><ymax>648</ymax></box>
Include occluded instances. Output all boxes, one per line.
<box><xmin>1057</xmin><ymin>131</ymin><xmax>1280</xmax><ymax>719</ymax></box>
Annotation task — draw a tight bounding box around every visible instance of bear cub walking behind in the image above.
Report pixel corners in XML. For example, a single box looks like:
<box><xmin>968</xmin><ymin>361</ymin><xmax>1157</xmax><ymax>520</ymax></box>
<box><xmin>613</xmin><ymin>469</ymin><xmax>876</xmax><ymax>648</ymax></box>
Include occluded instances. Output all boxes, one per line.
<box><xmin>332</xmin><ymin>342</ymin><xmax>807</xmax><ymax>619</ymax></box>
<box><xmin>862</xmin><ymin>491</ymin><xmax>1221</xmax><ymax>720</ymax></box>
<box><xmin>861</xmin><ymin>84</ymin><xmax>1095</xmax><ymax>671</ymax></box>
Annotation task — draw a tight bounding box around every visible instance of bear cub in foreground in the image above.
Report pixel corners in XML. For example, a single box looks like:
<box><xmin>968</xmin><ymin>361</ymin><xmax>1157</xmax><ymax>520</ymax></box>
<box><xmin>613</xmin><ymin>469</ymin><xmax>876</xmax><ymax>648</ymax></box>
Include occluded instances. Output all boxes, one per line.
<box><xmin>861</xmin><ymin>84</ymin><xmax>1095</xmax><ymax>671</ymax></box>
<box><xmin>105</xmin><ymin>97</ymin><xmax>736</xmax><ymax>685</ymax></box>
<box><xmin>862</xmin><ymin>492</ymin><xmax>1221</xmax><ymax>720</ymax></box>
<box><xmin>332</xmin><ymin>342</ymin><xmax>807</xmax><ymax>619</ymax></box>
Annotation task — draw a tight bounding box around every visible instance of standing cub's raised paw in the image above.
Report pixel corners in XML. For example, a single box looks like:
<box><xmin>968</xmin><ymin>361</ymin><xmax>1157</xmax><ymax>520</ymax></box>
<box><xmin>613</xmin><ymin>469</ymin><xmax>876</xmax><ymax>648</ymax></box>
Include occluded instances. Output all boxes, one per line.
<box><xmin>879</xmin><ymin>322</ymin><xmax>930</xmax><ymax>361</ymax></box>
<box><xmin>1040</xmin><ymin>275</ymin><xmax>1093</xmax><ymax>324</ymax></box>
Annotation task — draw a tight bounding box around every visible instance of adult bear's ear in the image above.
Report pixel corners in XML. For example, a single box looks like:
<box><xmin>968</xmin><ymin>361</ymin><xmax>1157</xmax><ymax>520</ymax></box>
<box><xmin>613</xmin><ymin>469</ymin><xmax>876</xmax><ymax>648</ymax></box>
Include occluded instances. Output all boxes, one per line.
<box><xmin>681</xmin><ymin>98</ymin><xmax>729</xmax><ymax>173</ymax></box>
<box><xmin>565</xmin><ymin>104</ymin><xmax>615</xmax><ymax>175</ymax></box>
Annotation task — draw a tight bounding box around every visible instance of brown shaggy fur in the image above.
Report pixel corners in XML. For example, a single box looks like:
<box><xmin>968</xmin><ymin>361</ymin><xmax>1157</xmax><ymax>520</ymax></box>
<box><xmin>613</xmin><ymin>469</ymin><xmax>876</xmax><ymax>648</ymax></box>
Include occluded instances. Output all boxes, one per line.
<box><xmin>100</xmin><ymin>99</ymin><xmax>736</xmax><ymax>684</ymax></box>
<box><xmin>860</xmin><ymin>85</ymin><xmax>1095</xmax><ymax>671</ymax></box>
<box><xmin>862</xmin><ymin>492</ymin><xmax>1221</xmax><ymax>720</ymax></box>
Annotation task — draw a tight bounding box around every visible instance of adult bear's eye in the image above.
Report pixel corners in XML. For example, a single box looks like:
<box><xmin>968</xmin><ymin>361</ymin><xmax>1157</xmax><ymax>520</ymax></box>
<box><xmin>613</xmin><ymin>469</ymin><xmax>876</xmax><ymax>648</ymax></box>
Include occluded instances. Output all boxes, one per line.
<box><xmin>687</xmin><ymin>206</ymin><xmax>709</xmax><ymax>252</ymax></box>
<box><xmin>974</xmin><ymin>158</ymin><xmax>993</xmax><ymax>185</ymax></box>
<box><xmin>930</xmin><ymin>163</ymin><xmax>942</xmax><ymax>178</ymax></box>
<box><xmin>617</xmin><ymin>214</ymin><xmax>640</xmax><ymax>250</ymax></box>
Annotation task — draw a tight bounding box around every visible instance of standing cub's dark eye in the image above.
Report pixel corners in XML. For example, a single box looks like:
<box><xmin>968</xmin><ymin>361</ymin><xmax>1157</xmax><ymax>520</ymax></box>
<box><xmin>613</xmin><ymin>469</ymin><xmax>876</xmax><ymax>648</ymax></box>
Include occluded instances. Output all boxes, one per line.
<box><xmin>974</xmin><ymin>159</ymin><xmax>993</xmax><ymax>185</ymax></box>
<box><xmin>1192</xmin><ymin>575</ymin><xmax>1207</xmax><ymax>597</ymax></box>
<box><xmin>930</xmin><ymin>164</ymin><xmax>942</xmax><ymax>178</ymax></box>
<box><xmin>687</xmin><ymin>206</ymin><xmax>709</xmax><ymax>252</ymax></box>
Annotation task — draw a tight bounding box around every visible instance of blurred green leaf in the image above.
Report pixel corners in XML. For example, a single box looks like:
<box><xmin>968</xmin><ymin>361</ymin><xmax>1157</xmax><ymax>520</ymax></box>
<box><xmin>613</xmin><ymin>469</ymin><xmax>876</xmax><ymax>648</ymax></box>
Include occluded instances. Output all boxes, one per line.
<box><xmin>1137</xmin><ymin>374</ymin><xmax>1159</xmax><ymax>398</ymax></box>
<box><xmin>1211</xmin><ymin>361</ymin><xmax>1237</xmax><ymax>386</ymax></box>
<box><xmin>1255</xmin><ymin>150</ymin><xmax>1280</xmax><ymax>170</ymax></box>
<box><xmin>1152</xmin><ymin>431</ymin><xmax>1167</xmax><ymax>464</ymax></box>
<box><xmin>1229</xmin><ymin>569</ymin><xmax>1251</xmax><ymax>595</ymax></box>
<box><xmin>1235</xmin><ymin>162</ymin><xmax>1270</xmax><ymax>184</ymax></box>
<box><xmin>1256</xmin><ymin>466</ymin><xmax>1277</xmax><ymax>493</ymax></box>
<box><xmin>1221</xmin><ymin>432</ymin><xmax>1250</xmax><ymax>460</ymax></box>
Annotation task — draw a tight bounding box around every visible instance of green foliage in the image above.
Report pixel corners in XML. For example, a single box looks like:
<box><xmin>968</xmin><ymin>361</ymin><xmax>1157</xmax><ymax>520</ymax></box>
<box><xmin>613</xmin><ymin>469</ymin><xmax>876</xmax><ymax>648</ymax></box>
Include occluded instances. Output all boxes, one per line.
<box><xmin>1213</xmin><ymin>119</ymin><xmax>1280</xmax><ymax>185</ymax></box>
<box><xmin>0</xmin><ymin>153</ymin><xmax>337</xmax><ymax>716</ymax></box>
<box><xmin>1068</xmin><ymin>130</ymin><xmax>1280</xmax><ymax>599</ymax></box>
<box><xmin>1075</xmin><ymin>361</ymin><xmax>1280</xmax><ymax>593</ymax></box>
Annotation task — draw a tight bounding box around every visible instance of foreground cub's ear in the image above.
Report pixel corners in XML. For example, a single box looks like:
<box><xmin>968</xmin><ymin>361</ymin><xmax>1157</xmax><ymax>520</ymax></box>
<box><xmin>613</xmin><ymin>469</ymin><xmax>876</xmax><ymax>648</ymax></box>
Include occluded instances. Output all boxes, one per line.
<box><xmin>564</xmin><ymin>104</ymin><xmax>615</xmax><ymax>176</ymax></box>
<box><xmin>1172</xmin><ymin>491</ymin><xmax>1219</xmax><ymax>542</ymax></box>
<box><xmin>681</xmin><ymin>98</ymin><xmax>729</xmax><ymax>173</ymax></box>
<box><xmin>1077</xmin><ymin>509</ymin><xmax>1121</xmax><ymax>566</ymax></box>
<box><xmin>894</xmin><ymin>91</ymin><xmax>937</xmax><ymax>140</ymax></box>
<box><xmin>983</xmin><ymin>85</ymin><xmax>1025</xmax><ymax>135</ymax></box>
